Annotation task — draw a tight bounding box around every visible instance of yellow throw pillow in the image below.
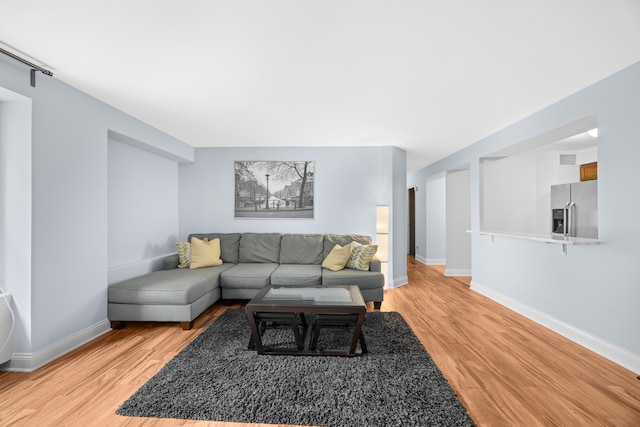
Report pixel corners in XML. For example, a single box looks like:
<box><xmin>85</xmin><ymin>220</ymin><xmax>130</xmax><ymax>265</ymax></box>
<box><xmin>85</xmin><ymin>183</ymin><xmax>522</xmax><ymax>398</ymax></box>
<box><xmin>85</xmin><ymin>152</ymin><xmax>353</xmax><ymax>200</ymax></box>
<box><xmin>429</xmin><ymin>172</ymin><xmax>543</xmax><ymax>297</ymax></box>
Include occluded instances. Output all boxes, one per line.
<box><xmin>346</xmin><ymin>241</ymin><xmax>378</xmax><ymax>271</ymax></box>
<box><xmin>190</xmin><ymin>237</ymin><xmax>223</xmax><ymax>269</ymax></box>
<box><xmin>321</xmin><ymin>244</ymin><xmax>352</xmax><ymax>272</ymax></box>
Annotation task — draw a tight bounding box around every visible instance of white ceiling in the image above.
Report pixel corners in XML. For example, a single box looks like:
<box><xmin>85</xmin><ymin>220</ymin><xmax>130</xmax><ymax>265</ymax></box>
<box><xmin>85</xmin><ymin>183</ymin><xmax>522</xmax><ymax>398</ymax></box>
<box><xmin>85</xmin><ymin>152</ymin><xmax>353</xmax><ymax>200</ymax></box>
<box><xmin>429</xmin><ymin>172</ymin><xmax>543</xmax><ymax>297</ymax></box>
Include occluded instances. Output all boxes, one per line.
<box><xmin>1</xmin><ymin>1</ymin><xmax>639</xmax><ymax>172</ymax></box>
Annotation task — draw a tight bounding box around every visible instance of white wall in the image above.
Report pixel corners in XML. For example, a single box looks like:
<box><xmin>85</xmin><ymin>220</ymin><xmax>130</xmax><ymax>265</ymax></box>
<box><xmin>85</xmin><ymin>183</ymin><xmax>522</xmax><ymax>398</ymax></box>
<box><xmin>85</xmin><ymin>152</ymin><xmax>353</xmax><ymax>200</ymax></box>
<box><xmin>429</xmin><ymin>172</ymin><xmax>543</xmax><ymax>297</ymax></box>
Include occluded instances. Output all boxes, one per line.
<box><xmin>0</xmin><ymin>91</ymin><xmax>32</xmax><ymax>357</ymax></box>
<box><xmin>0</xmin><ymin>55</ymin><xmax>193</xmax><ymax>371</ymax></box>
<box><xmin>446</xmin><ymin>169</ymin><xmax>471</xmax><ymax>276</ymax></box>
<box><xmin>410</xmin><ymin>62</ymin><xmax>640</xmax><ymax>373</ymax></box>
<box><xmin>482</xmin><ymin>154</ymin><xmax>538</xmax><ymax>234</ymax></box>
<box><xmin>107</xmin><ymin>139</ymin><xmax>180</xmax><ymax>284</ymax></box>
<box><xmin>424</xmin><ymin>177</ymin><xmax>446</xmax><ymax>264</ymax></box>
<box><xmin>391</xmin><ymin>147</ymin><xmax>408</xmax><ymax>287</ymax></box>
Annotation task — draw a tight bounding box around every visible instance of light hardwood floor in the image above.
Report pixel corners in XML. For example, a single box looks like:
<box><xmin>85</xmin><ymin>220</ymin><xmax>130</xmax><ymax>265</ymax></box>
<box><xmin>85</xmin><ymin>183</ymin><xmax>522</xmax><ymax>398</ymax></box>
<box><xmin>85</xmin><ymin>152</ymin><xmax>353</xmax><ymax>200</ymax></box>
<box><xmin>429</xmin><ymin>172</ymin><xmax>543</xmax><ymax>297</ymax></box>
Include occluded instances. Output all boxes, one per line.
<box><xmin>1</xmin><ymin>258</ymin><xmax>639</xmax><ymax>426</ymax></box>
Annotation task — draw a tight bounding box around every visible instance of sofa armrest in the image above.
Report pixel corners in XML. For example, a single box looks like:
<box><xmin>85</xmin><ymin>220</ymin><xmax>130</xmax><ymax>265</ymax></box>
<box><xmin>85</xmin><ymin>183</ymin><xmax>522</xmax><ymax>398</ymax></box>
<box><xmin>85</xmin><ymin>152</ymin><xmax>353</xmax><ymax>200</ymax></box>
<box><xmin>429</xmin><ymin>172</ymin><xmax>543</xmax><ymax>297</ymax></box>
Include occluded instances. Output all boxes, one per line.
<box><xmin>368</xmin><ymin>256</ymin><xmax>382</xmax><ymax>272</ymax></box>
<box><xmin>162</xmin><ymin>254</ymin><xmax>180</xmax><ymax>270</ymax></box>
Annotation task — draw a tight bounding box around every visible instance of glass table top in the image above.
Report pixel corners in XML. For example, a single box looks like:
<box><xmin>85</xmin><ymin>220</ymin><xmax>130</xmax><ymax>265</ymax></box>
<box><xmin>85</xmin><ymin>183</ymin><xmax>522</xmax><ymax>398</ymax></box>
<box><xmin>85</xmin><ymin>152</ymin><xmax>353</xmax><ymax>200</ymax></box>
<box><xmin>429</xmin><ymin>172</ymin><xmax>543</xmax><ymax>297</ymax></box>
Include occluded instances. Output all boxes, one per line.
<box><xmin>263</xmin><ymin>286</ymin><xmax>353</xmax><ymax>303</ymax></box>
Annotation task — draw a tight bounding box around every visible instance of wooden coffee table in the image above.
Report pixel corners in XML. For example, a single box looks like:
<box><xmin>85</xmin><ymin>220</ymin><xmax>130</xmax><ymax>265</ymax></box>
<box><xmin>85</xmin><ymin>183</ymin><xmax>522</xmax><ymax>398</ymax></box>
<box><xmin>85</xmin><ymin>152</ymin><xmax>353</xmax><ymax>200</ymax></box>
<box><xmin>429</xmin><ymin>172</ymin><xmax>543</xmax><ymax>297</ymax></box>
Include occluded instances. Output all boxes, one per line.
<box><xmin>245</xmin><ymin>285</ymin><xmax>367</xmax><ymax>356</ymax></box>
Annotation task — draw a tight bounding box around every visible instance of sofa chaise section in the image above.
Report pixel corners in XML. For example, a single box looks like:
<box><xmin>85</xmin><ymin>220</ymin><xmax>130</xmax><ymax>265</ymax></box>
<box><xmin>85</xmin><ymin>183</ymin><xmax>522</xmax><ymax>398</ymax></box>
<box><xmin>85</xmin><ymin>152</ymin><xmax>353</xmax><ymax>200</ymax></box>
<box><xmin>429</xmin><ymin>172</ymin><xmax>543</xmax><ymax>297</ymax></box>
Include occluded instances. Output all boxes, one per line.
<box><xmin>108</xmin><ymin>264</ymin><xmax>232</xmax><ymax>330</ymax></box>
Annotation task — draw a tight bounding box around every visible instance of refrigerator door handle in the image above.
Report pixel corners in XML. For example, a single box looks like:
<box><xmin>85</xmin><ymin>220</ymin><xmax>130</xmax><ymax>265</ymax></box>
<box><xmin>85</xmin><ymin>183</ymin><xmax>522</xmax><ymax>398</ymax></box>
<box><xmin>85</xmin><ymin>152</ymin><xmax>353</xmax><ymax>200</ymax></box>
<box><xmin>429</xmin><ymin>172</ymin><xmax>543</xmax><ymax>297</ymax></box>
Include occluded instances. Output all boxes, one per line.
<box><xmin>568</xmin><ymin>202</ymin><xmax>576</xmax><ymax>237</ymax></box>
<box><xmin>564</xmin><ymin>202</ymin><xmax>570</xmax><ymax>236</ymax></box>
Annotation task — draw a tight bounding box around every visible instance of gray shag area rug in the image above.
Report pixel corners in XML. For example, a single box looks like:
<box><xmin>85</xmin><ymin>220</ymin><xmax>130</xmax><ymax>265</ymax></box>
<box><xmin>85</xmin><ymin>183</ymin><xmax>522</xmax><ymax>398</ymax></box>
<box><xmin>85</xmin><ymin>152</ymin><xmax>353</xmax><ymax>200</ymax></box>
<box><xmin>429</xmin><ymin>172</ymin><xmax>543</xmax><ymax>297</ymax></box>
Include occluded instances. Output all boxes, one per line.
<box><xmin>117</xmin><ymin>309</ymin><xmax>475</xmax><ymax>426</ymax></box>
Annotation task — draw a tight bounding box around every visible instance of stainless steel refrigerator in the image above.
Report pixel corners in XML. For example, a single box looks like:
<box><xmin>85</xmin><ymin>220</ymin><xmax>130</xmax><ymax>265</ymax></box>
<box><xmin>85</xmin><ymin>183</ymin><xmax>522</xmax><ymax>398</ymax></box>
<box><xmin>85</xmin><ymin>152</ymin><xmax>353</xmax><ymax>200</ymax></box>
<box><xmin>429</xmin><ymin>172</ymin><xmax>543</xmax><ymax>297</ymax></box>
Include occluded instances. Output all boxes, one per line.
<box><xmin>551</xmin><ymin>180</ymin><xmax>598</xmax><ymax>239</ymax></box>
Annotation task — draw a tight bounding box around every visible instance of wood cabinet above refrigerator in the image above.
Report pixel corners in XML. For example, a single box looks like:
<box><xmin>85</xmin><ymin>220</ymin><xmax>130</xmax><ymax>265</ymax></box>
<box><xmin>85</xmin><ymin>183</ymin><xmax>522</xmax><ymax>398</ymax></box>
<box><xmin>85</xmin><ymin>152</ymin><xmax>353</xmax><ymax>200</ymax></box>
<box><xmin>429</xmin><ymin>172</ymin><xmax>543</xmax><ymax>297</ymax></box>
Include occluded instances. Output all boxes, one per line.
<box><xmin>580</xmin><ymin>161</ymin><xmax>597</xmax><ymax>181</ymax></box>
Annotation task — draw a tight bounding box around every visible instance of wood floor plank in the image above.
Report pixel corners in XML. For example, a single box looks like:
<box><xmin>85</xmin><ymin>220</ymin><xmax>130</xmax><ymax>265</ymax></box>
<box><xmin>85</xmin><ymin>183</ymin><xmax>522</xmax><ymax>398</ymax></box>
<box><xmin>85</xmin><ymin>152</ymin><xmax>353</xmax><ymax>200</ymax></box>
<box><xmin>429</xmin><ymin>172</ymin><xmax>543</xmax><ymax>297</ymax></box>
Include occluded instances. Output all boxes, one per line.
<box><xmin>1</xmin><ymin>259</ymin><xmax>639</xmax><ymax>427</ymax></box>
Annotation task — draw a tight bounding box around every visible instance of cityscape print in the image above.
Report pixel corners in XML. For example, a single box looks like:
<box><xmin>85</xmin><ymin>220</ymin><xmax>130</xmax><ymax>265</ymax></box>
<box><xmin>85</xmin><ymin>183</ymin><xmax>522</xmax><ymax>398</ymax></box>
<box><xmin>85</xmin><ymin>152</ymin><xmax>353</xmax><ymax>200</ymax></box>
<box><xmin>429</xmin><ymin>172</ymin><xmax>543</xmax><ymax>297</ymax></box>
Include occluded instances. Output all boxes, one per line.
<box><xmin>234</xmin><ymin>161</ymin><xmax>314</xmax><ymax>218</ymax></box>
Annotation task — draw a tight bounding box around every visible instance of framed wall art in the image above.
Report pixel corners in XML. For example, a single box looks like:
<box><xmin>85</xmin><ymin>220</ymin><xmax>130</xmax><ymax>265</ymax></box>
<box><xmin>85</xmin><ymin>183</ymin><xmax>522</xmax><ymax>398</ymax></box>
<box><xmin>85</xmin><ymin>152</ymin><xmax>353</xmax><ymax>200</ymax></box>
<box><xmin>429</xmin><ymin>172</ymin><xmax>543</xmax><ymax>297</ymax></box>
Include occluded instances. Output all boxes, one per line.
<box><xmin>234</xmin><ymin>160</ymin><xmax>314</xmax><ymax>219</ymax></box>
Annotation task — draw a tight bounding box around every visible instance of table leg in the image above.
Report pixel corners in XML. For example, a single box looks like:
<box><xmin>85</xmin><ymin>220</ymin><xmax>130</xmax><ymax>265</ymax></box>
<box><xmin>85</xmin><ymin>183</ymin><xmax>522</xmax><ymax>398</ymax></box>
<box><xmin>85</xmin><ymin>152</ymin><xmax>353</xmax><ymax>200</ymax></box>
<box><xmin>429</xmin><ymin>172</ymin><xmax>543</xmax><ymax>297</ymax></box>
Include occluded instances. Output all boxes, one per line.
<box><xmin>245</xmin><ymin>308</ymin><xmax>264</xmax><ymax>354</ymax></box>
<box><xmin>349</xmin><ymin>311</ymin><xmax>366</xmax><ymax>355</ymax></box>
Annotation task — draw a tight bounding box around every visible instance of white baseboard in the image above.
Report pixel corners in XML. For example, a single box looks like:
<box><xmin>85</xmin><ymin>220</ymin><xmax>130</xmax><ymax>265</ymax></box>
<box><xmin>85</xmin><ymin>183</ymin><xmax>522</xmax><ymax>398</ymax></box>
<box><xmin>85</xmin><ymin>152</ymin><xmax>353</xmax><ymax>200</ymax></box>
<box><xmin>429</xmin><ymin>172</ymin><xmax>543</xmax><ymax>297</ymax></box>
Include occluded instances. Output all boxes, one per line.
<box><xmin>425</xmin><ymin>258</ymin><xmax>446</xmax><ymax>265</ymax></box>
<box><xmin>391</xmin><ymin>275</ymin><xmax>409</xmax><ymax>288</ymax></box>
<box><xmin>445</xmin><ymin>268</ymin><xmax>472</xmax><ymax>277</ymax></box>
<box><xmin>414</xmin><ymin>254</ymin><xmax>428</xmax><ymax>265</ymax></box>
<box><xmin>471</xmin><ymin>280</ymin><xmax>640</xmax><ymax>374</ymax></box>
<box><xmin>0</xmin><ymin>319</ymin><xmax>111</xmax><ymax>372</ymax></box>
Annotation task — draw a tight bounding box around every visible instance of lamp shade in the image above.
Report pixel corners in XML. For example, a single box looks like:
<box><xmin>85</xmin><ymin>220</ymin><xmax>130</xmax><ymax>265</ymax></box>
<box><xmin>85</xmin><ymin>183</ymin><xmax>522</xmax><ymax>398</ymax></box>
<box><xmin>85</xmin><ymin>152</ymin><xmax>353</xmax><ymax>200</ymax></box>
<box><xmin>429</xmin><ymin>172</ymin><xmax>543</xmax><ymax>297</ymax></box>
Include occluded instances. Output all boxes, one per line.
<box><xmin>376</xmin><ymin>206</ymin><xmax>389</xmax><ymax>234</ymax></box>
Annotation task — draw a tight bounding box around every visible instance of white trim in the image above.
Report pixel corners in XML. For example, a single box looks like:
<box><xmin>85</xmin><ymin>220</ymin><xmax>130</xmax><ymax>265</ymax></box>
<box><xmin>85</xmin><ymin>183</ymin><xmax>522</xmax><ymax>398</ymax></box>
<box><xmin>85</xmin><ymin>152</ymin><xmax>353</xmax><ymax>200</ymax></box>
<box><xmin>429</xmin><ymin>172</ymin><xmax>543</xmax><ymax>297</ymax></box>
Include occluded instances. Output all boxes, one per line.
<box><xmin>444</xmin><ymin>268</ymin><xmax>472</xmax><ymax>277</ymax></box>
<box><xmin>471</xmin><ymin>280</ymin><xmax>640</xmax><ymax>374</ymax></box>
<box><xmin>0</xmin><ymin>319</ymin><xmax>111</xmax><ymax>372</ymax></box>
<box><xmin>424</xmin><ymin>258</ymin><xmax>446</xmax><ymax>265</ymax></box>
<box><xmin>391</xmin><ymin>275</ymin><xmax>409</xmax><ymax>288</ymax></box>
<box><xmin>414</xmin><ymin>254</ymin><xmax>428</xmax><ymax>265</ymax></box>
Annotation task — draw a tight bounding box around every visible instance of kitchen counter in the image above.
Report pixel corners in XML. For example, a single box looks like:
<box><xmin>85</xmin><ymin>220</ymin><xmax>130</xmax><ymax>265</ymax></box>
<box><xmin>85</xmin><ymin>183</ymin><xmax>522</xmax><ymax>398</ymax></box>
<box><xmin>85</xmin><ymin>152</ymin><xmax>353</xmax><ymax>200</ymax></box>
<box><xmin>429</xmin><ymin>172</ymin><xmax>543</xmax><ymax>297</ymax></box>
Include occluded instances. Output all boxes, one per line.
<box><xmin>467</xmin><ymin>230</ymin><xmax>599</xmax><ymax>254</ymax></box>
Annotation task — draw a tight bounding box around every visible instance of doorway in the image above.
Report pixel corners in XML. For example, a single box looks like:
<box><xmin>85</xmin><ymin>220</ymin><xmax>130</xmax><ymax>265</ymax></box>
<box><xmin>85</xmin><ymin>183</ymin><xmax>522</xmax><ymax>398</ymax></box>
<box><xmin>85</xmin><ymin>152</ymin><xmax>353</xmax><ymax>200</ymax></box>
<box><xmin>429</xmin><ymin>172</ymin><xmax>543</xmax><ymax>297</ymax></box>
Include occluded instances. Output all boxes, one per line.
<box><xmin>408</xmin><ymin>187</ymin><xmax>415</xmax><ymax>256</ymax></box>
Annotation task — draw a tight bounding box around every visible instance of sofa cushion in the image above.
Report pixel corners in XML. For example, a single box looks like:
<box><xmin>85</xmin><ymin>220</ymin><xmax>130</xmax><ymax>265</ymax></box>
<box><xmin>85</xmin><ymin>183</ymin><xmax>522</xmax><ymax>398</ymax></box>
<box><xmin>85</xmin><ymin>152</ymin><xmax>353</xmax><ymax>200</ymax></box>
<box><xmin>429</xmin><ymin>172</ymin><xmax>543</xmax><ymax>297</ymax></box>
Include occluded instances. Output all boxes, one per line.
<box><xmin>271</xmin><ymin>264</ymin><xmax>322</xmax><ymax>285</ymax></box>
<box><xmin>323</xmin><ymin>234</ymin><xmax>372</xmax><ymax>259</ymax></box>
<box><xmin>189</xmin><ymin>233</ymin><xmax>241</xmax><ymax>263</ymax></box>
<box><xmin>220</xmin><ymin>263</ymin><xmax>279</xmax><ymax>289</ymax></box>
<box><xmin>279</xmin><ymin>234</ymin><xmax>324</xmax><ymax>264</ymax></box>
<box><xmin>239</xmin><ymin>233</ymin><xmax>281</xmax><ymax>263</ymax></box>
<box><xmin>322</xmin><ymin>268</ymin><xmax>384</xmax><ymax>290</ymax></box>
<box><xmin>108</xmin><ymin>265</ymin><xmax>233</xmax><ymax>305</ymax></box>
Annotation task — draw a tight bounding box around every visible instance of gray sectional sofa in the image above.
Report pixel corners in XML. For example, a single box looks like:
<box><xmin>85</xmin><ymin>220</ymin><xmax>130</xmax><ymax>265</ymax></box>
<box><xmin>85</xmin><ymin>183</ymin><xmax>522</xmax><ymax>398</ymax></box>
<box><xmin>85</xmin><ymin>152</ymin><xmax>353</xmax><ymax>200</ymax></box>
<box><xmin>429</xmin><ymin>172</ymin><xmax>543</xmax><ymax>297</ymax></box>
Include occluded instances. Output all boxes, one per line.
<box><xmin>108</xmin><ymin>233</ymin><xmax>384</xmax><ymax>329</ymax></box>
